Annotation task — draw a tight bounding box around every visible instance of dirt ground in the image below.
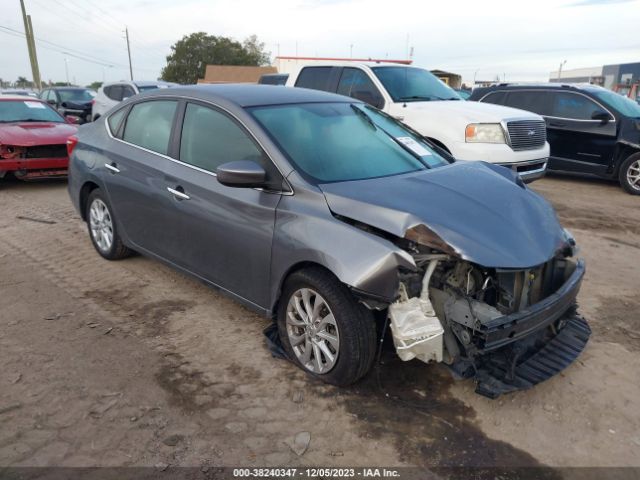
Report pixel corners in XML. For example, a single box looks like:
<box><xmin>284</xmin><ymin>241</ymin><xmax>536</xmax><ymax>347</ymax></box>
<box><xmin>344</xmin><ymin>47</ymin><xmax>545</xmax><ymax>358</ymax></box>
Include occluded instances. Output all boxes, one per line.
<box><xmin>1</xmin><ymin>173</ymin><xmax>639</xmax><ymax>474</ymax></box>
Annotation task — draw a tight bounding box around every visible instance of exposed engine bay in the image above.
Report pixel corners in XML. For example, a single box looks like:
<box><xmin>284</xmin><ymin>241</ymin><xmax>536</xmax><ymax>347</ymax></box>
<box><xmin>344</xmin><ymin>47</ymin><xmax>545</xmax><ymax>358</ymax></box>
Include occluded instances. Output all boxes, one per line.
<box><xmin>388</xmin><ymin>237</ymin><xmax>591</xmax><ymax>398</ymax></box>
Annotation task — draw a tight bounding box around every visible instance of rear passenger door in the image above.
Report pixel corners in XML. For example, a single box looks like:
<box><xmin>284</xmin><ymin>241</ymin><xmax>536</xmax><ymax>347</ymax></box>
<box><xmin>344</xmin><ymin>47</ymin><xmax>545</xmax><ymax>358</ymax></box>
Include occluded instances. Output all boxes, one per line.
<box><xmin>163</xmin><ymin>101</ymin><xmax>284</xmax><ymax>308</ymax></box>
<box><xmin>544</xmin><ymin>91</ymin><xmax>617</xmax><ymax>174</ymax></box>
<box><xmin>101</xmin><ymin>99</ymin><xmax>180</xmax><ymax>260</ymax></box>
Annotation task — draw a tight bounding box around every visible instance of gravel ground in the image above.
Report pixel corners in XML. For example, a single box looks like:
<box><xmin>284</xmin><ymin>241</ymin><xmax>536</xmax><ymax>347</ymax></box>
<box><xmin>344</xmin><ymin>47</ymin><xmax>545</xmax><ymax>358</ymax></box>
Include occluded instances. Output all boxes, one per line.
<box><xmin>0</xmin><ymin>174</ymin><xmax>639</xmax><ymax>473</ymax></box>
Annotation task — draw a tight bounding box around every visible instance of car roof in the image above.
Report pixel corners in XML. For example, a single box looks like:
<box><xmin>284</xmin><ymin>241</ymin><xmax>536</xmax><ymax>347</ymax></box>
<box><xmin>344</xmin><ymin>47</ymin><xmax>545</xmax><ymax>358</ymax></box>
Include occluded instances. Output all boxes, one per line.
<box><xmin>47</xmin><ymin>86</ymin><xmax>90</xmax><ymax>90</ymax></box>
<box><xmin>482</xmin><ymin>82</ymin><xmax>605</xmax><ymax>93</ymax></box>
<box><xmin>137</xmin><ymin>84</ymin><xmax>356</xmax><ymax>107</ymax></box>
<box><xmin>0</xmin><ymin>95</ymin><xmax>44</xmax><ymax>101</ymax></box>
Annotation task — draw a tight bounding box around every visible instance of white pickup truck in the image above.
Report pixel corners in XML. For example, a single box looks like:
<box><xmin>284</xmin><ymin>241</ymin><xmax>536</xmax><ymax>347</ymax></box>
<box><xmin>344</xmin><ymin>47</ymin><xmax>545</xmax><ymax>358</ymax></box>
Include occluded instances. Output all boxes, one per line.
<box><xmin>286</xmin><ymin>63</ymin><xmax>549</xmax><ymax>181</ymax></box>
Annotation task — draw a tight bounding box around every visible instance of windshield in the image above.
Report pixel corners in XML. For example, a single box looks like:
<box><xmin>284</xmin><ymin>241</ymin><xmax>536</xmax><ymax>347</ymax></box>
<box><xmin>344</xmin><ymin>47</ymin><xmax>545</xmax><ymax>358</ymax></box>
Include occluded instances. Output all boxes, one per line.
<box><xmin>249</xmin><ymin>102</ymin><xmax>449</xmax><ymax>183</ymax></box>
<box><xmin>371</xmin><ymin>67</ymin><xmax>461</xmax><ymax>102</ymax></box>
<box><xmin>593</xmin><ymin>89</ymin><xmax>640</xmax><ymax>117</ymax></box>
<box><xmin>0</xmin><ymin>100</ymin><xmax>65</xmax><ymax>123</ymax></box>
<box><xmin>58</xmin><ymin>89</ymin><xmax>94</xmax><ymax>103</ymax></box>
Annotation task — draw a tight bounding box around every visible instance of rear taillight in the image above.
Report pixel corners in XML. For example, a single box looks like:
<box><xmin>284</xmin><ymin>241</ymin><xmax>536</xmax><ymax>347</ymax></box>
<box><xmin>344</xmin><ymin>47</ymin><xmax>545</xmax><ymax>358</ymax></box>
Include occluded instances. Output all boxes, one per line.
<box><xmin>66</xmin><ymin>135</ymin><xmax>79</xmax><ymax>157</ymax></box>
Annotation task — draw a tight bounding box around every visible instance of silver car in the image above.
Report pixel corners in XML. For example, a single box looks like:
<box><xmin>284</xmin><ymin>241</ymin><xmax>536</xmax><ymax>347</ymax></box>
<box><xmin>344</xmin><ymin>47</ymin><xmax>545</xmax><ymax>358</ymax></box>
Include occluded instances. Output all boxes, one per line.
<box><xmin>67</xmin><ymin>85</ymin><xmax>590</xmax><ymax>398</ymax></box>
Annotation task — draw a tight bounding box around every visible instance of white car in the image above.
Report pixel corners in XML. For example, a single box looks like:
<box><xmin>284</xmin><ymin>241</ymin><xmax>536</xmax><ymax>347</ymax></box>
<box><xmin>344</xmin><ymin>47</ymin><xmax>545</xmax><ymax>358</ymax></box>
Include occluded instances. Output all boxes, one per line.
<box><xmin>91</xmin><ymin>80</ymin><xmax>176</xmax><ymax>121</ymax></box>
<box><xmin>286</xmin><ymin>63</ymin><xmax>549</xmax><ymax>181</ymax></box>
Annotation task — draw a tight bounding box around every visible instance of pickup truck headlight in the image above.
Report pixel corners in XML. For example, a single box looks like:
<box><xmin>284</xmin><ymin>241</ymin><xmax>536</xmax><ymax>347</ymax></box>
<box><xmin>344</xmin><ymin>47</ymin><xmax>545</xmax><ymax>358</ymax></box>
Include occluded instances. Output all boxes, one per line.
<box><xmin>465</xmin><ymin>123</ymin><xmax>506</xmax><ymax>144</ymax></box>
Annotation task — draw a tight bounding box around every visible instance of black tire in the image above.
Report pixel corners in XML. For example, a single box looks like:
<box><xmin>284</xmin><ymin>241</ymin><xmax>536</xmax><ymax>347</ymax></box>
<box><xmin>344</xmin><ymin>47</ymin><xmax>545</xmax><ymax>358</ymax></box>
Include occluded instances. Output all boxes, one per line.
<box><xmin>618</xmin><ymin>152</ymin><xmax>640</xmax><ymax>195</ymax></box>
<box><xmin>277</xmin><ymin>267</ymin><xmax>377</xmax><ymax>386</ymax></box>
<box><xmin>85</xmin><ymin>189</ymin><xmax>132</xmax><ymax>260</ymax></box>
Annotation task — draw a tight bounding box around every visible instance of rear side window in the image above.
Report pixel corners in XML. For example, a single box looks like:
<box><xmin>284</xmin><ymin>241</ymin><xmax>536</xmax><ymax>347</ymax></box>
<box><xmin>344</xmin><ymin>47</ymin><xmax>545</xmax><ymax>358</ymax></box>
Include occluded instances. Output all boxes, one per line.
<box><xmin>107</xmin><ymin>108</ymin><xmax>127</xmax><ymax>137</ymax></box>
<box><xmin>295</xmin><ymin>67</ymin><xmax>333</xmax><ymax>91</ymax></box>
<box><xmin>549</xmin><ymin>92</ymin><xmax>599</xmax><ymax>120</ymax></box>
<box><xmin>122</xmin><ymin>101</ymin><xmax>177</xmax><ymax>155</ymax></box>
<box><xmin>504</xmin><ymin>90</ymin><xmax>552</xmax><ymax>116</ymax></box>
<box><xmin>481</xmin><ymin>91</ymin><xmax>507</xmax><ymax>105</ymax></box>
<box><xmin>337</xmin><ymin>68</ymin><xmax>384</xmax><ymax>108</ymax></box>
<box><xmin>179</xmin><ymin>103</ymin><xmax>281</xmax><ymax>189</ymax></box>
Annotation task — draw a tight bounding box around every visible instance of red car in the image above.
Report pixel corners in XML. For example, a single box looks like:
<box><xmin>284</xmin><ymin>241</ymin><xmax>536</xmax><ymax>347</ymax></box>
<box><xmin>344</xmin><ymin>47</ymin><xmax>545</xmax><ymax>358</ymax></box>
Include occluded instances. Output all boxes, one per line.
<box><xmin>0</xmin><ymin>95</ymin><xmax>77</xmax><ymax>180</ymax></box>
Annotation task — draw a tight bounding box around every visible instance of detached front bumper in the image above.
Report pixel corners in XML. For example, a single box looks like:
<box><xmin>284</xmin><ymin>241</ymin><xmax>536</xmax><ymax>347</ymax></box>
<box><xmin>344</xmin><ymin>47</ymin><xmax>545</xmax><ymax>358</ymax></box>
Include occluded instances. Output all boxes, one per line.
<box><xmin>467</xmin><ymin>259</ymin><xmax>590</xmax><ymax>398</ymax></box>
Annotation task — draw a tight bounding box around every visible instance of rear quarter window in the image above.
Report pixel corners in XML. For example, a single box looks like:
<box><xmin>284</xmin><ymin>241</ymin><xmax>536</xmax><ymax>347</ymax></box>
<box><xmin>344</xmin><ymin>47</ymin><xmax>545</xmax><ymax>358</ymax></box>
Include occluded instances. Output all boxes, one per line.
<box><xmin>295</xmin><ymin>67</ymin><xmax>333</xmax><ymax>91</ymax></box>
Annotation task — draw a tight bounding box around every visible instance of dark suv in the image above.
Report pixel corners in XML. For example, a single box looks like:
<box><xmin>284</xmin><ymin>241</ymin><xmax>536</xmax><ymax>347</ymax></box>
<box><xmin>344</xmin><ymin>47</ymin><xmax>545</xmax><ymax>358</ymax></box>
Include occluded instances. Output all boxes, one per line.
<box><xmin>470</xmin><ymin>84</ymin><xmax>640</xmax><ymax>194</ymax></box>
<box><xmin>39</xmin><ymin>87</ymin><xmax>95</xmax><ymax>124</ymax></box>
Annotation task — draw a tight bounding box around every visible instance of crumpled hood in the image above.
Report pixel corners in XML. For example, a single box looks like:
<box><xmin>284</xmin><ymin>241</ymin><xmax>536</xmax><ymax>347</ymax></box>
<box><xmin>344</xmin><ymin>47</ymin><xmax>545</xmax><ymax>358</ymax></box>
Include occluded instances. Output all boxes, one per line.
<box><xmin>0</xmin><ymin>122</ymin><xmax>77</xmax><ymax>146</ymax></box>
<box><xmin>320</xmin><ymin>162</ymin><xmax>566</xmax><ymax>269</ymax></box>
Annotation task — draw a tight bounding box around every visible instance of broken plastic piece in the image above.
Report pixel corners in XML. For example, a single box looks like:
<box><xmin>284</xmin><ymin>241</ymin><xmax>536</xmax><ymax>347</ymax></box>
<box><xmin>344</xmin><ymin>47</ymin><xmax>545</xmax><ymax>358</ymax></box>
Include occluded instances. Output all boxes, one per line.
<box><xmin>388</xmin><ymin>259</ymin><xmax>444</xmax><ymax>363</ymax></box>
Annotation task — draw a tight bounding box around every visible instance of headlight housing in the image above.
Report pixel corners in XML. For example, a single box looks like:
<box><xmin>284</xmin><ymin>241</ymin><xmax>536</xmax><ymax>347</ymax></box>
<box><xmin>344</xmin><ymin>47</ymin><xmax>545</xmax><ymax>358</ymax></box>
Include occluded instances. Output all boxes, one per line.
<box><xmin>465</xmin><ymin>123</ymin><xmax>506</xmax><ymax>144</ymax></box>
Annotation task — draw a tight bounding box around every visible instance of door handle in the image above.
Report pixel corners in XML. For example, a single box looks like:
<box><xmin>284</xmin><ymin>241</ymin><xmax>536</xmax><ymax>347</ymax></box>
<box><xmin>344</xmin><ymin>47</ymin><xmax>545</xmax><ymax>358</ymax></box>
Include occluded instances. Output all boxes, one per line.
<box><xmin>104</xmin><ymin>163</ymin><xmax>120</xmax><ymax>173</ymax></box>
<box><xmin>167</xmin><ymin>186</ymin><xmax>190</xmax><ymax>201</ymax></box>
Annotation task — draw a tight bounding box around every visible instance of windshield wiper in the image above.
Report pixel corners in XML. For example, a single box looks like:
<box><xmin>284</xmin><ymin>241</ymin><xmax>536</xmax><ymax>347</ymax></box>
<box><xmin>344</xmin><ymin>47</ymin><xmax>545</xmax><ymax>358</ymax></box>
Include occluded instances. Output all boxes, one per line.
<box><xmin>350</xmin><ymin>104</ymin><xmax>377</xmax><ymax>130</ymax></box>
<box><xmin>398</xmin><ymin>95</ymin><xmax>435</xmax><ymax>101</ymax></box>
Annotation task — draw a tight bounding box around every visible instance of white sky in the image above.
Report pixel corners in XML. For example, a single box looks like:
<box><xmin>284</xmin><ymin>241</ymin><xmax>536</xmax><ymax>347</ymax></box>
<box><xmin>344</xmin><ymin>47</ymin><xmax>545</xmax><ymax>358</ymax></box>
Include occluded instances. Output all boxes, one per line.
<box><xmin>0</xmin><ymin>0</ymin><xmax>638</xmax><ymax>86</ymax></box>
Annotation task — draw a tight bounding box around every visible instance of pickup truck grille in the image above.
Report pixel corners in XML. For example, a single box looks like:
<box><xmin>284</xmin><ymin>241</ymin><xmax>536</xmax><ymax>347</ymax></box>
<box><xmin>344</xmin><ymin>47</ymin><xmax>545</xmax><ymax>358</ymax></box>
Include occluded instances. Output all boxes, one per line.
<box><xmin>507</xmin><ymin>120</ymin><xmax>547</xmax><ymax>151</ymax></box>
<box><xmin>25</xmin><ymin>144</ymin><xmax>67</xmax><ymax>159</ymax></box>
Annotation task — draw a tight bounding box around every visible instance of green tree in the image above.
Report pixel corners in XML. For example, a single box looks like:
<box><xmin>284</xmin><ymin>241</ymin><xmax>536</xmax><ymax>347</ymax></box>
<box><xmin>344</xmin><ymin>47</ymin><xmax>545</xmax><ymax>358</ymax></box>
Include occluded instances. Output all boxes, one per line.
<box><xmin>87</xmin><ymin>81</ymin><xmax>103</xmax><ymax>90</ymax></box>
<box><xmin>16</xmin><ymin>76</ymin><xmax>32</xmax><ymax>88</ymax></box>
<box><xmin>160</xmin><ymin>32</ymin><xmax>270</xmax><ymax>85</ymax></box>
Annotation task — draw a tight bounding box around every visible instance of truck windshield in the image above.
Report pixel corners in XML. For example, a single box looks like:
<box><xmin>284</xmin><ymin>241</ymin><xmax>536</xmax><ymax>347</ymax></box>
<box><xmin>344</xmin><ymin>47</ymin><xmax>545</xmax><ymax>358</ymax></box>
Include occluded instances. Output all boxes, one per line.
<box><xmin>249</xmin><ymin>102</ymin><xmax>449</xmax><ymax>183</ymax></box>
<box><xmin>371</xmin><ymin>67</ymin><xmax>461</xmax><ymax>102</ymax></box>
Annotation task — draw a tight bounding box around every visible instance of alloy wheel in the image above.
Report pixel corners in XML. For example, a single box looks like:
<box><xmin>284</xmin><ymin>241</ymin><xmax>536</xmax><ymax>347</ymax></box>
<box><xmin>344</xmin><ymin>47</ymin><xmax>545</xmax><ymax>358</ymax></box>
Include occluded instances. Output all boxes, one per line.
<box><xmin>627</xmin><ymin>159</ymin><xmax>640</xmax><ymax>191</ymax></box>
<box><xmin>286</xmin><ymin>288</ymin><xmax>340</xmax><ymax>374</ymax></box>
<box><xmin>89</xmin><ymin>198</ymin><xmax>114</xmax><ymax>253</ymax></box>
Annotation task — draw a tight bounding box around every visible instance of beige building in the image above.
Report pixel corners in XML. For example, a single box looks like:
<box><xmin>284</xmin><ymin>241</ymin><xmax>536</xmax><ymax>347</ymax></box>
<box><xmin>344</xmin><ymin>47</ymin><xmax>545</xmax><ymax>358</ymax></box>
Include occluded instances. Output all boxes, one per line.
<box><xmin>198</xmin><ymin>65</ymin><xmax>277</xmax><ymax>84</ymax></box>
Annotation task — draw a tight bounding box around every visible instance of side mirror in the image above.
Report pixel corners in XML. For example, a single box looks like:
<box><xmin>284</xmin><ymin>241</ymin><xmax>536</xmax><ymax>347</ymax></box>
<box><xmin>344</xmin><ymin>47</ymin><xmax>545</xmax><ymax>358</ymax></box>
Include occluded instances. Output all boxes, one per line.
<box><xmin>591</xmin><ymin>110</ymin><xmax>611</xmax><ymax>124</ymax></box>
<box><xmin>216</xmin><ymin>160</ymin><xmax>266</xmax><ymax>188</ymax></box>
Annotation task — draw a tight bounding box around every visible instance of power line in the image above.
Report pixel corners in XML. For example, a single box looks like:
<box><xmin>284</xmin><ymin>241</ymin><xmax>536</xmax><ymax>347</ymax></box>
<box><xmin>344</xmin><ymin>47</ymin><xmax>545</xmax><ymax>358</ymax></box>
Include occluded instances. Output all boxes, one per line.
<box><xmin>0</xmin><ymin>24</ymin><xmax>157</xmax><ymax>73</ymax></box>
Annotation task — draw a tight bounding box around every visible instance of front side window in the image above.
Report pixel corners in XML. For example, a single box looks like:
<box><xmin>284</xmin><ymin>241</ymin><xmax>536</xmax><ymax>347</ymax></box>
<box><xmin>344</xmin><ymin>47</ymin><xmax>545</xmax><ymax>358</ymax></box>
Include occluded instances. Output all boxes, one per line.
<box><xmin>250</xmin><ymin>102</ymin><xmax>448</xmax><ymax>183</ymax></box>
<box><xmin>550</xmin><ymin>92</ymin><xmax>599</xmax><ymax>120</ymax></box>
<box><xmin>122</xmin><ymin>86</ymin><xmax>136</xmax><ymax>99</ymax></box>
<box><xmin>482</xmin><ymin>91</ymin><xmax>507</xmax><ymax>105</ymax></box>
<box><xmin>179</xmin><ymin>103</ymin><xmax>282</xmax><ymax>189</ymax></box>
<box><xmin>122</xmin><ymin>101</ymin><xmax>177</xmax><ymax>155</ymax></box>
<box><xmin>337</xmin><ymin>68</ymin><xmax>384</xmax><ymax>108</ymax></box>
<box><xmin>371</xmin><ymin>66</ymin><xmax>461</xmax><ymax>102</ymax></box>
<box><xmin>295</xmin><ymin>67</ymin><xmax>333</xmax><ymax>91</ymax></box>
<box><xmin>0</xmin><ymin>100</ymin><xmax>65</xmax><ymax>123</ymax></box>
<box><xmin>592</xmin><ymin>88</ymin><xmax>640</xmax><ymax>117</ymax></box>
<box><xmin>504</xmin><ymin>91</ymin><xmax>552</xmax><ymax>116</ymax></box>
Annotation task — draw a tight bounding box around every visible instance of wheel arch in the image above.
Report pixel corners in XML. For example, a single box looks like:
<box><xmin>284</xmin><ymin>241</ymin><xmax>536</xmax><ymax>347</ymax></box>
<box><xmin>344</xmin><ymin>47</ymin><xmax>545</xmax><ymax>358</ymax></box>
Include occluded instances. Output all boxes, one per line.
<box><xmin>79</xmin><ymin>181</ymin><xmax>101</xmax><ymax>221</ymax></box>
<box><xmin>612</xmin><ymin>143</ymin><xmax>640</xmax><ymax>175</ymax></box>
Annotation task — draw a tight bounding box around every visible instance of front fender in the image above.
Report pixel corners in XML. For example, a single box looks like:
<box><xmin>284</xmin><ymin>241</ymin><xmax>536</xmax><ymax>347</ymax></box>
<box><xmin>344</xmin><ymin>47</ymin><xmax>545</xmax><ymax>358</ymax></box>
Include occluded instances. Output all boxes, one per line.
<box><xmin>269</xmin><ymin>187</ymin><xmax>416</xmax><ymax>313</ymax></box>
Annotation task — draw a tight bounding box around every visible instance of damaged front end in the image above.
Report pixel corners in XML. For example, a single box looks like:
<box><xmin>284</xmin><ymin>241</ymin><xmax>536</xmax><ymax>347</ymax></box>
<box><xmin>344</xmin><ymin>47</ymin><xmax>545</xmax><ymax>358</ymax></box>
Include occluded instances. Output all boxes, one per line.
<box><xmin>388</xmin><ymin>228</ymin><xmax>591</xmax><ymax>399</ymax></box>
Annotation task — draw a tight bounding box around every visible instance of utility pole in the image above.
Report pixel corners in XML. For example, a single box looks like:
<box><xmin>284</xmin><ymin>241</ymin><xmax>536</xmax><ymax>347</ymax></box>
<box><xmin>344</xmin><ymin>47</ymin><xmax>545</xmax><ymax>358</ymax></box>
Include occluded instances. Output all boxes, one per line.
<box><xmin>125</xmin><ymin>27</ymin><xmax>133</xmax><ymax>81</ymax></box>
<box><xmin>64</xmin><ymin>58</ymin><xmax>69</xmax><ymax>85</ymax></box>
<box><xmin>19</xmin><ymin>0</ymin><xmax>42</xmax><ymax>90</ymax></box>
<box><xmin>558</xmin><ymin>60</ymin><xmax>567</xmax><ymax>80</ymax></box>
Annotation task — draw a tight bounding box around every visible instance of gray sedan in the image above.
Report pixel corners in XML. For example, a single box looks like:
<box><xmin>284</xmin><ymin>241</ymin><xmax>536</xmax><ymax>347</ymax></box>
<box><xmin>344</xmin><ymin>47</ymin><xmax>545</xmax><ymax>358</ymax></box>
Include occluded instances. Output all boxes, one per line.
<box><xmin>67</xmin><ymin>85</ymin><xmax>590</xmax><ymax>397</ymax></box>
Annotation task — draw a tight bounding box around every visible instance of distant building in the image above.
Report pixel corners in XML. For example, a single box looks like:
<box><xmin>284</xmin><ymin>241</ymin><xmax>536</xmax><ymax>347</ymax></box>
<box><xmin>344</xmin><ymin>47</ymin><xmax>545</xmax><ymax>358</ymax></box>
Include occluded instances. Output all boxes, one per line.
<box><xmin>602</xmin><ymin>62</ymin><xmax>640</xmax><ymax>90</ymax></box>
<box><xmin>549</xmin><ymin>66</ymin><xmax>603</xmax><ymax>85</ymax></box>
<box><xmin>198</xmin><ymin>65</ymin><xmax>277</xmax><ymax>84</ymax></box>
<box><xmin>431</xmin><ymin>69</ymin><xmax>462</xmax><ymax>89</ymax></box>
<box><xmin>549</xmin><ymin>62</ymin><xmax>640</xmax><ymax>89</ymax></box>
